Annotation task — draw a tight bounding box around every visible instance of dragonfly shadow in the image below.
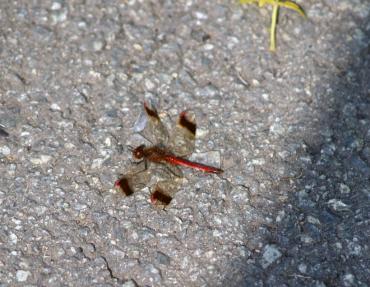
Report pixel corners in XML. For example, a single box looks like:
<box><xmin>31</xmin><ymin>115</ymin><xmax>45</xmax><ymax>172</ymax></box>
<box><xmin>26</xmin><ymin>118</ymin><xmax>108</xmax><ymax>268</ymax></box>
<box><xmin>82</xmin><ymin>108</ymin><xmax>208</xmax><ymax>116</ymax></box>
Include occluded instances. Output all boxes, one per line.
<box><xmin>222</xmin><ymin>17</ymin><xmax>370</xmax><ymax>287</ymax></box>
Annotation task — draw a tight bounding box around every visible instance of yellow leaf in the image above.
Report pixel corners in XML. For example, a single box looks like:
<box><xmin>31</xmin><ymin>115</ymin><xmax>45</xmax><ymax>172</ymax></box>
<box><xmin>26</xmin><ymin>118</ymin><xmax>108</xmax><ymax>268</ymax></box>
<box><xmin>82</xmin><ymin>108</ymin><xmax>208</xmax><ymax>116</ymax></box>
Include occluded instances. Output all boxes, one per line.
<box><xmin>239</xmin><ymin>0</ymin><xmax>306</xmax><ymax>51</ymax></box>
<box><xmin>278</xmin><ymin>1</ymin><xmax>306</xmax><ymax>17</ymax></box>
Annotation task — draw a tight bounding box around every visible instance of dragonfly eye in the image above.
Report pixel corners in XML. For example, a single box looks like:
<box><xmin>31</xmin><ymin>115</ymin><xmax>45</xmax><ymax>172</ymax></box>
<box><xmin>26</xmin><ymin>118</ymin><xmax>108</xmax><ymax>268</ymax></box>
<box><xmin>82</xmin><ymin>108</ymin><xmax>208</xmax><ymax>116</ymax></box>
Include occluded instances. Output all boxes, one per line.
<box><xmin>133</xmin><ymin>145</ymin><xmax>145</xmax><ymax>159</ymax></box>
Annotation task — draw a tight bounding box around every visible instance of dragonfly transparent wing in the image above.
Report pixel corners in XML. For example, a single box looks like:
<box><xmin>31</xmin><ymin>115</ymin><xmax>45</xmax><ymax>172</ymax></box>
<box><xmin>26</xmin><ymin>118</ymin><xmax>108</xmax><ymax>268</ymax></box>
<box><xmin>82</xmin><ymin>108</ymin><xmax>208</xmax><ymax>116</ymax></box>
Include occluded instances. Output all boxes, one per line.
<box><xmin>115</xmin><ymin>167</ymin><xmax>152</xmax><ymax>197</ymax></box>
<box><xmin>163</xmin><ymin>163</ymin><xmax>183</xmax><ymax>178</ymax></box>
<box><xmin>168</xmin><ymin>110</ymin><xmax>196</xmax><ymax>157</ymax></box>
<box><xmin>140</xmin><ymin>102</ymin><xmax>169</xmax><ymax>145</ymax></box>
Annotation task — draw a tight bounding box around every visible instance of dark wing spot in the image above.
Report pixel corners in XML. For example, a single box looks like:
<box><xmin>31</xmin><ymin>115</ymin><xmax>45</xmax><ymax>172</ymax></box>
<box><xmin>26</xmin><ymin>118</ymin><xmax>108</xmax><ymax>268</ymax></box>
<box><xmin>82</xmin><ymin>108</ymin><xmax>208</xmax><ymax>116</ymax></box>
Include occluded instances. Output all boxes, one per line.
<box><xmin>179</xmin><ymin>111</ymin><xmax>196</xmax><ymax>135</ymax></box>
<box><xmin>115</xmin><ymin>177</ymin><xmax>134</xmax><ymax>196</ymax></box>
<box><xmin>151</xmin><ymin>189</ymin><xmax>172</xmax><ymax>206</ymax></box>
<box><xmin>144</xmin><ymin>102</ymin><xmax>160</xmax><ymax>119</ymax></box>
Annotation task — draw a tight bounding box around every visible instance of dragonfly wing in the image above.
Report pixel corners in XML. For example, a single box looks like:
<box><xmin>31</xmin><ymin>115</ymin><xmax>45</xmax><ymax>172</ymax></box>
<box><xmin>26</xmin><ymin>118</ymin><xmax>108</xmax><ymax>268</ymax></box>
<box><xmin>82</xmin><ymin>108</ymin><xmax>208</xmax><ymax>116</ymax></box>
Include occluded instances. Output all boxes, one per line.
<box><xmin>140</xmin><ymin>102</ymin><xmax>169</xmax><ymax>145</ymax></box>
<box><xmin>150</xmin><ymin>178</ymin><xmax>180</xmax><ymax>208</ymax></box>
<box><xmin>166</xmin><ymin>164</ymin><xmax>183</xmax><ymax>177</ymax></box>
<box><xmin>168</xmin><ymin>110</ymin><xmax>196</xmax><ymax>157</ymax></box>
<box><xmin>115</xmin><ymin>168</ymin><xmax>152</xmax><ymax>196</ymax></box>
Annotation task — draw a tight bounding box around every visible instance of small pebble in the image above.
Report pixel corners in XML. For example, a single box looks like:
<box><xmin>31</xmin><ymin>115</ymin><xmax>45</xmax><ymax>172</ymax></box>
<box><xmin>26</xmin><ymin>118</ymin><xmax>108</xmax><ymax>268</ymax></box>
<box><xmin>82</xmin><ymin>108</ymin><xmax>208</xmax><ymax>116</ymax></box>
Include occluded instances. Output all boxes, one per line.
<box><xmin>122</xmin><ymin>280</ymin><xmax>137</xmax><ymax>287</ymax></box>
<box><xmin>16</xmin><ymin>270</ymin><xmax>31</xmax><ymax>282</ymax></box>
<box><xmin>50</xmin><ymin>103</ymin><xmax>61</xmax><ymax>111</ymax></box>
<box><xmin>0</xmin><ymin>146</ymin><xmax>11</xmax><ymax>156</ymax></box>
<box><xmin>93</xmin><ymin>40</ymin><xmax>104</xmax><ymax>51</ymax></box>
<box><xmin>339</xmin><ymin>183</ymin><xmax>350</xmax><ymax>194</ymax></box>
<box><xmin>155</xmin><ymin>251</ymin><xmax>171</xmax><ymax>265</ymax></box>
<box><xmin>298</xmin><ymin>263</ymin><xmax>307</xmax><ymax>273</ymax></box>
<box><xmin>30</xmin><ymin>155</ymin><xmax>52</xmax><ymax>165</ymax></box>
<box><xmin>9</xmin><ymin>233</ymin><xmax>18</xmax><ymax>244</ymax></box>
<box><xmin>251</xmin><ymin>158</ymin><xmax>265</xmax><ymax>166</ymax></box>
<box><xmin>307</xmin><ymin>216</ymin><xmax>321</xmax><ymax>225</ymax></box>
<box><xmin>261</xmin><ymin>245</ymin><xmax>282</xmax><ymax>269</ymax></box>
<box><xmin>342</xmin><ymin>273</ymin><xmax>355</xmax><ymax>287</ymax></box>
<box><xmin>51</xmin><ymin>2</ymin><xmax>62</xmax><ymax>10</ymax></box>
<box><xmin>194</xmin><ymin>11</ymin><xmax>208</xmax><ymax>20</ymax></box>
<box><xmin>91</xmin><ymin>158</ymin><xmax>104</xmax><ymax>169</ymax></box>
<box><xmin>327</xmin><ymin>199</ymin><xmax>350</xmax><ymax>211</ymax></box>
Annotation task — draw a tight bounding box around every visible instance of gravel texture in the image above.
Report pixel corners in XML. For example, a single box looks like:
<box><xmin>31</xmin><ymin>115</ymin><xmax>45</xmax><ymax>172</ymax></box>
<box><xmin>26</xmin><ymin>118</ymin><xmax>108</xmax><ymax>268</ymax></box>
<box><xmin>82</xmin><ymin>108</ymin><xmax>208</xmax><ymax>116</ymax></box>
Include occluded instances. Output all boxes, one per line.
<box><xmin>0</xmin><ymin>0</ymin><xmax>369</xmax><ymax>286</ymax></box>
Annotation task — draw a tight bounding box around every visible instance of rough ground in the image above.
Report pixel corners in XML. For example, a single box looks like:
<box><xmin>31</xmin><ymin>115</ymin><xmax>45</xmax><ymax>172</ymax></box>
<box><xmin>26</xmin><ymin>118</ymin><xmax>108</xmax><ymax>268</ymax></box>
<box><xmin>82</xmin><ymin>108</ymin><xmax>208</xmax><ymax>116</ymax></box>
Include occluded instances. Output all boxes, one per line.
<box><xmin>0</xmin><ymin>0</ymin><xmax>369</xmax><ymax>286</ymax></box>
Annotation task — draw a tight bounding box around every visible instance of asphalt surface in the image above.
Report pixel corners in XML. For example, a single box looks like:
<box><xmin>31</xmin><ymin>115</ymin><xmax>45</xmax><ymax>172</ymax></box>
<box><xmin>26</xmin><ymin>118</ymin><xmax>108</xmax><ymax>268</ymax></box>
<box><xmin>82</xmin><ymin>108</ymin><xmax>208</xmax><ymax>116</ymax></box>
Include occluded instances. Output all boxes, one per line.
<box><xmin>0</xmin><ymin>0</ymin><xmax>369</xmax><ymax>286</ymax></box>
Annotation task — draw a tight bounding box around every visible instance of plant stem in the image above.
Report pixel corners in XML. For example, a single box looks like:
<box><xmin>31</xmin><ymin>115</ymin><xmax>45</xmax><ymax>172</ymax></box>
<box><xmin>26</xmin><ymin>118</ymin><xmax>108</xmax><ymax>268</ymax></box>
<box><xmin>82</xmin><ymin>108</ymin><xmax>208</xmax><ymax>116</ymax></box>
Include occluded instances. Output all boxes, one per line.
<box><xmin>270</xmin><ymin>0</ymin><xmax>279</xmax><ymax>51</ymax></box>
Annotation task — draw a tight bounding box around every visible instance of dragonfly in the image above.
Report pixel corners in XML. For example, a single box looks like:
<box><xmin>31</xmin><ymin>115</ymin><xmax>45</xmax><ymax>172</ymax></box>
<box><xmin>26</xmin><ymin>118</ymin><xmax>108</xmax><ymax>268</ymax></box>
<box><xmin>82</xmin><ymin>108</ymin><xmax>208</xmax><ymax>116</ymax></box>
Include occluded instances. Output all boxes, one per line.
<box><xmin>115</xmin><ymin>102</ymin><xmax>223</xmax><ymax>207</ymax></box>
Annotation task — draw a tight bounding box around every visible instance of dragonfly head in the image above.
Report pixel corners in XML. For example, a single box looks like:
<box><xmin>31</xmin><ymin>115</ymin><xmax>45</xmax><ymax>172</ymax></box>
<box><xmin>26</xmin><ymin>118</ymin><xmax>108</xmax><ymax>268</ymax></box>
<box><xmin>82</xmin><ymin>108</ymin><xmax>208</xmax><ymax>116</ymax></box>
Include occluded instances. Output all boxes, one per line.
<box><xmin>133</xmin><ymin>144</ymin><xmax>145</xmax><ymax>159</ymax></box>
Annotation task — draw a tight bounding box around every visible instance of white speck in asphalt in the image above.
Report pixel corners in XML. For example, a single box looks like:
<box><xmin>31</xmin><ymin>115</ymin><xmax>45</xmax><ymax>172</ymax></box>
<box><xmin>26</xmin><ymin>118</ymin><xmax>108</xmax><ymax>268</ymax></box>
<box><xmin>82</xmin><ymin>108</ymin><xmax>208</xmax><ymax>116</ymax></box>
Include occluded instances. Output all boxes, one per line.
<box><xmin>30</xmin><ymin>155</ymin><xmax>52</xmax><ymax>165</ymax></box>
<box><xmin>9</xmin><ymin>233</ymin><xmax>18</xmax><ymax>244</ymax></box>
<box><xmin>50</xmin><ymin>103</ymin><xmax>61</xmax><ymax>111</ymax></box>
<box><xmin>91</xmin><ymin>158</ymin><xmax>104</xmax><ymax>169</ymax></box>
<box><xmin>0</xmin><ymin>146</ymin><xmax>10</xmax><ymax>156</ymax></box>
<box><xmin>16</xmin><ymin>270</ymin><xmax>31</xmax><ymax>282</ymax></box>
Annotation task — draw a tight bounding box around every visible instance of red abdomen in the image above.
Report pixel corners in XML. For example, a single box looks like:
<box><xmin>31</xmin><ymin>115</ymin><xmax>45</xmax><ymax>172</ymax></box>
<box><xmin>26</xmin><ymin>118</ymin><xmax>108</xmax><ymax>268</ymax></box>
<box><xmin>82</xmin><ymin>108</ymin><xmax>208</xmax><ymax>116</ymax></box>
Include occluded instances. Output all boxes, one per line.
<box><xmin>164</xmin><ymin>155</ymin><xmax>223</xmax><ymax>174</ymax></box>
